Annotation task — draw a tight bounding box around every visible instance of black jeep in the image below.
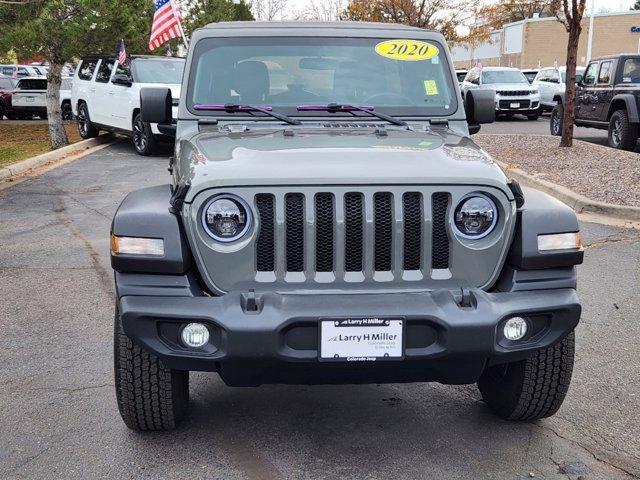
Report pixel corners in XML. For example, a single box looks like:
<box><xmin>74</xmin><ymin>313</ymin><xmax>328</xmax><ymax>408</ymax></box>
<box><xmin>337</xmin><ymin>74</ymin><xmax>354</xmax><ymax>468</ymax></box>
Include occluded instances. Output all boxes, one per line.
<box><xmin>551</xmin><ymin>54</ymin><xmax>640</xmax><ymax>150</ymax></box>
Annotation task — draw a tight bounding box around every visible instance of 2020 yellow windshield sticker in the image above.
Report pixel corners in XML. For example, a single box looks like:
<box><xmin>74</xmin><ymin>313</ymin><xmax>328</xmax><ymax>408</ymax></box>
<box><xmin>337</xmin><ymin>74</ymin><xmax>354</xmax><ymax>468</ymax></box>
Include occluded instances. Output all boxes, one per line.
<box><xmin>375</xmin><ymin>40</ymin><xmax>439</xmax><ymax>61</ymax></box>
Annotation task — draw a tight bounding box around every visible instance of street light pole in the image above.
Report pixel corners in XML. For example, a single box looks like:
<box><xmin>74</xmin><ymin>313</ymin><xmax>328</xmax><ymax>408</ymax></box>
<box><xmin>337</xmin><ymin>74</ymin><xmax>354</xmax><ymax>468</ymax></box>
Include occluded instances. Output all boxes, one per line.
<box><xmin>586</xmin><ymin>0</ymin><xmax>595</xmax><ymax>63</ymax></box>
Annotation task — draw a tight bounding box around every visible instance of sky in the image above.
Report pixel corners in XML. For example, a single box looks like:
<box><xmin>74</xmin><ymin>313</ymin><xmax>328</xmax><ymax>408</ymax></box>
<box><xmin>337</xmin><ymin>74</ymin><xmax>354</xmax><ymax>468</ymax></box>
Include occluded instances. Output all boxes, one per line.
<box><xmin>283</xmin><ymin>0</ymin><xmax>635</xmax><ymax>18</ymax></box>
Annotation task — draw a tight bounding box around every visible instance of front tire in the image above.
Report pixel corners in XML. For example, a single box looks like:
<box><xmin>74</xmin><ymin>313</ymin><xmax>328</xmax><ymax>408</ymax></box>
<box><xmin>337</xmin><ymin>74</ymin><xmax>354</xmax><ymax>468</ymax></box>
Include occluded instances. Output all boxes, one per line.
<box><xmin>61</xmin><ymin>102</ymin><xmax>73</xmax><ymax>121</ymax></box>
<box><xmin>477</xmin><ymin>332</ymin><xmax>575</xmax><ymax>421</ymax></box>
<box><xmin>527</xmin><ymin>110</ymin><xmax>540</xmax><ymax>121</ymax></box>
<box><xmin>114</xmin><ymin>305</ymin><xmax>189</xmax><ymax>431</ymax></box>
<box><xmin>77</xmin><ymin>102</ymin><xmax>98</xmax><ymax>139</ymax></box>
<box><xmin>132</xmin><ymin>113</ymin><xmax>157</xmax><ymax>156</ymax></box>
<box><xmin>550</xmin><ymin>104</ymin><xmax>563</xmax><ymax>136</ymax></box>
<box><xmin>608</xmin><ymin>109</ymin><xmax>638</xmax><ymax>151</ymax></box>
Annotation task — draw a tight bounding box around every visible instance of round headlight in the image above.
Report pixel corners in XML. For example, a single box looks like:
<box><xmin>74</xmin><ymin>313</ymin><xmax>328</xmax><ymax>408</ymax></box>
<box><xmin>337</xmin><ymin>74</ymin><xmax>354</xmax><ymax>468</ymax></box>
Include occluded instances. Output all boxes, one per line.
<box><xmin>202</xmin><ymin>194</ymin><xmax>252</xmax><ymax>242</ymax></box>
<box><xmin>453</xmin><ymin>194</ymin><xmax>498</xmax><ymax>239</ymax></box>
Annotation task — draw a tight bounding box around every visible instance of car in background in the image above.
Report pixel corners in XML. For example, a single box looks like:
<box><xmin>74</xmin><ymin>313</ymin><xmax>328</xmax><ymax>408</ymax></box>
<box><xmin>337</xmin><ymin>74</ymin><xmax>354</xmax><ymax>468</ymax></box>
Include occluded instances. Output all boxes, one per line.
<box><xmin>0</xmin><ymin>65</ymin><xmax>44</xmax><ymax>78</ymax></box>
<box><xmin>9</xmin><ymin>76</ymin><xmax>73</xmax><ymax>120</ymax></box>
<box><xmin>0</xmin><ymin>75</ymin><xmax>18</xmax><ymax>120</ymax></box>
<box><xmin>551</xmin><ymin>54</ymin><xmax>640</xmax><ymax>150</ymax></box>
<box><xmin>533</xmin><ymin>66</ymin><xmax>586</xmax><ymax>113</ymax></box>
<box><xmin>72</xmin><ymin>55</ymin><xmax>184</xmax><ymax>155</ymax></box>
<box><xmin>461</xmin><ymin>66</ymin><xmax>541</xmax><ymax>120</ymax></box>
<box><xmin>455</xmin><ymin>69</ymin><xmax>467</xmax><ymax>87</ymax></box>
<box><xmin>521</xmin><ymin>69</ymin><xmax>539</xmax><ymax>84</ymax></box>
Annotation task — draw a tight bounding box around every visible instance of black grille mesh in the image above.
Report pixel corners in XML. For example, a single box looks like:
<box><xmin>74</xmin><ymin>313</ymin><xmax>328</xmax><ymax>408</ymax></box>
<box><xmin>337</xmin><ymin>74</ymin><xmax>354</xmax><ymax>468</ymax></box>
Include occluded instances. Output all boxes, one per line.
<box><xmin>374</xmin><ymin>192</ymin><xmax>393</xmax><ymax>271</ymax></box>
<box><xmin>431</xmin><ymin>192</ymin><xmax>450</xmax><ymax>269</ymax></box>
<box><xmin>344</xmin><ymin>193</ymin><xmax>364</xmax><ymax>272</ymax></box>
<box><xmin>315</xmin><ymin>193</ymin><xmax>334</xmax><ymax>272</ymax></box>
<box><xmin>256</xmin><ymin>194</ymin><xmax>275</xmax><ymax>272</ymax></box>
<box><xmin>285</xmin><ymin>193</ymin><xmax>305</xmax><ymax>272</ymax></box>
<box><xmin>403</xmin><ymin>193</ymin><xmax>422</xmax><ymax>270</ymax></box>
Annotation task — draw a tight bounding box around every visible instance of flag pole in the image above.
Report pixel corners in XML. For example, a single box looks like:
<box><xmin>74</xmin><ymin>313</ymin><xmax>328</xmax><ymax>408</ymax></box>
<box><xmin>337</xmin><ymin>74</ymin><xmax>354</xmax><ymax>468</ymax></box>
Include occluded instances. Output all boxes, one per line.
<box><xmin>170</xmin><ymin>0</ymin><xmax>189</xmax><ymax>50</ymax></box>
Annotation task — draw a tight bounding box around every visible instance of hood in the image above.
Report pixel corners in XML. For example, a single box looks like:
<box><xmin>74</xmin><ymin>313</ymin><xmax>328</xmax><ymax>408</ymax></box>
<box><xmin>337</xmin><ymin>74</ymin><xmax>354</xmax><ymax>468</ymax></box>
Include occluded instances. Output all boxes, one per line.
<box><xmin>177</xmin><ymin>126</ymin><xmax>510</xmax><ymax>203</ymax></box>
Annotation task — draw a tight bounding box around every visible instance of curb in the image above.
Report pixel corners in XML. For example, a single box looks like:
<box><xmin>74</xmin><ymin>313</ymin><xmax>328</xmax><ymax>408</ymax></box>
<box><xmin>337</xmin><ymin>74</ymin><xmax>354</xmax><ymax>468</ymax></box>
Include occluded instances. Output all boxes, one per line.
<box><xmin>496</xmin><ymin>160</ymin><xmax>640</xmax><ymax>222</ymax></box>
<box><xmin>0</xmin><ymin>134</ymin><xmax>114</xmax><ymax>182</ymax></box>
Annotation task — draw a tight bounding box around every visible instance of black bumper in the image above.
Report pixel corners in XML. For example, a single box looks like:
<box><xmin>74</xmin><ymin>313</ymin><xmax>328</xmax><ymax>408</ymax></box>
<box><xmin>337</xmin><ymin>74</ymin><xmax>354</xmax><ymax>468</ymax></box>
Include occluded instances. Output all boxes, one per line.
<box><xmin>118</xmin><ymin>285</ymin><xmax>580</xmax><ymax>387</ymax></box>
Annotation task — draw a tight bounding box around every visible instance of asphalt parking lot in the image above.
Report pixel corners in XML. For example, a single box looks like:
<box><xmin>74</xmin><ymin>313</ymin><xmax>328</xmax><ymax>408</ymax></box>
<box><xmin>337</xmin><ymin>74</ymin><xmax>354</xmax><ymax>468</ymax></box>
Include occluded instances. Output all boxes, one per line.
<box><xmin>0</xmin><ymin>141</ymin><xmax>639</xmax><ymax>480</ymax></box>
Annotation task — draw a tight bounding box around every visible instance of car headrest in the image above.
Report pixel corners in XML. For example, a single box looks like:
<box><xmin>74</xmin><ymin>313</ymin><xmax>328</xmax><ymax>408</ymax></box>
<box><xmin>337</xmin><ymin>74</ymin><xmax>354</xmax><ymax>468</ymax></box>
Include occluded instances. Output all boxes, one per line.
<box><xmin>234</xmin><ymin>61</ymin><xmax>269</xmax><ymax>103</ymax></box>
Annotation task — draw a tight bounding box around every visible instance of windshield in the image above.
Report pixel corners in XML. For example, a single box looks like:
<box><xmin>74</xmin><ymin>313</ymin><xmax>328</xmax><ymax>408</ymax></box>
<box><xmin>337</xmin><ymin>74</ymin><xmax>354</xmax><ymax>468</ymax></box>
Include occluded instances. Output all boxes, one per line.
<box><xmin>187</xmin><ymin>37</ymin><xmax>456</xmax><ymax>117</ymax></box>
<box><xmin>482</xmin><ymin>70</ymin><xmax>529</xmax><ymax>85</ymax></box>
<box><xmin>132</xmin><ymin>58</ymin><xmax>184</xmax><ymax>84</ymax></box>
<box><xmin>17</xmin><ymin>79</ymin><xmax>46</xmax><ymax>90</ymax></box>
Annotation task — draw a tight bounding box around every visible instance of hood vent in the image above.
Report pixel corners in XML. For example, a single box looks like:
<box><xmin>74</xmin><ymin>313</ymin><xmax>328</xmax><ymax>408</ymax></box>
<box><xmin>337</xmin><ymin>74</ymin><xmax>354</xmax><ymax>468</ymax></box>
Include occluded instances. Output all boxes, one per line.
<box><xmin>322</xmin><ymin>122</ymin><xmax>380</xmax><ymax>129</ymax></box>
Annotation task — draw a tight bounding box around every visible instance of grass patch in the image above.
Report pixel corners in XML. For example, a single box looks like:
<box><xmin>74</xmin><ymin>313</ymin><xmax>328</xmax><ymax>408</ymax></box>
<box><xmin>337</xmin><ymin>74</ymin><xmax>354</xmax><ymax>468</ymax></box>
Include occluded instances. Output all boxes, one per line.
<box><xmin>0</xmin><ymin>123</ymin><xmax>81</xmax><ymax>168</ymax></box>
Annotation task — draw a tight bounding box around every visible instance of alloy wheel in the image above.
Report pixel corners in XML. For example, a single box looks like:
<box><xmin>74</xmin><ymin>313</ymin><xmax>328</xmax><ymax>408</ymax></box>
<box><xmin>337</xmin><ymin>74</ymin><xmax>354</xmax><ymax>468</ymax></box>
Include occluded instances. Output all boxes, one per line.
<box><xmin>133</xmin><ymin>117</ymin><xmax>147</xmax><ymax>152</ymax></box>
<box><xmin>611</xmin><ymin>119</ymin><xmax>622</xmax><ymax>147</ymax></box>
<box><xmin>552</xmin><ymin>112</ymin><xmax>561</xmax><ymax>134</ymax></box>
<box><xmin>78</xmin><ymin>107</ymin><xmax>88</xmax><ymax>136</ymax></box>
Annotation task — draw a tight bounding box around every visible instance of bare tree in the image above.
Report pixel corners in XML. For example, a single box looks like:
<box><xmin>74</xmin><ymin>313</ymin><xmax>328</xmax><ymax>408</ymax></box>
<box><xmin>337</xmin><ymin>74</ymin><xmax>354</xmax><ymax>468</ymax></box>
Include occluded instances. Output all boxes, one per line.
<box><xmin>251</xmin><ymin>0</ymin><xmax>288</xmax><ymax>21</ymax></box>
<box><xmin>553</xmin><ymin>0</ymin><xmax>586</xmax><ymax>147</ymax></box>
<box><xmin>297</xmin><ymin>0</ymin><xmax>346</xmax><ymax>21</ymax></box>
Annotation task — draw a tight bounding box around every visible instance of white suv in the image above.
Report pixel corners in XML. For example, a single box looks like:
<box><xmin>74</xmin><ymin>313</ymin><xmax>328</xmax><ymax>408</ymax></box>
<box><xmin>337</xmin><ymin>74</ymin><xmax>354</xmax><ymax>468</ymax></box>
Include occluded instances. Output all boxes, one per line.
<box><xmin>461</xmin><ymin>66</ymin><xmax>541</xmax><ymax>120</ymax></box>
<box><xmin>533</xmin><ymin>66</ymin><xmax>586</xmax><ymax>113</ymax></box>
<box><xmin>71</xmin><ymin>55</ymin><xmax>184</xmax><ymax>155</ymax></box>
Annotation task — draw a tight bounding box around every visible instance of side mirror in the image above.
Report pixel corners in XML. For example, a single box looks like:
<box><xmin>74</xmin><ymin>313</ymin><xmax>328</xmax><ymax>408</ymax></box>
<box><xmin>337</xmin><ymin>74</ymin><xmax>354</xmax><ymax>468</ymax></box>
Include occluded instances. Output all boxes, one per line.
<box><xmin>112</xmin><ymin>74</ymin><xmax>132</xmax><ymax>87</ymax></box>
<box><xmin>140</xmin><ymin>87</ymin><xmax>172</xmax><ymax>124</ymax></box>
<box><xmin>465</xmin><ymin>88</ymin><xmax>495</xmax><ymax>134</ymax></box>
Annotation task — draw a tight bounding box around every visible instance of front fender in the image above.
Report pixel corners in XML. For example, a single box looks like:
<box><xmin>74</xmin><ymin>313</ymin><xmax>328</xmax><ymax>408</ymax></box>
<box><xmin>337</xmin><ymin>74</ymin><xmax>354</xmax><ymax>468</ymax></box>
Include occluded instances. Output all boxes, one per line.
<box><xmin>111</xmin><ymin>185</ymin><xmax>192</xmax><ymax>274</ymax></box>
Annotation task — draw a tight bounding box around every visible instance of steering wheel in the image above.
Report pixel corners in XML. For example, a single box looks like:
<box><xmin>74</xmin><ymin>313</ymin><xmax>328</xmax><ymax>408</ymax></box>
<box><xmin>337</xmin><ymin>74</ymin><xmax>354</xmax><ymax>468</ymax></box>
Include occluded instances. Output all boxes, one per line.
<box><xmin>363</xmin><ymin>92</ymin><xmax>413</xmax><ymax>105</ymax></box>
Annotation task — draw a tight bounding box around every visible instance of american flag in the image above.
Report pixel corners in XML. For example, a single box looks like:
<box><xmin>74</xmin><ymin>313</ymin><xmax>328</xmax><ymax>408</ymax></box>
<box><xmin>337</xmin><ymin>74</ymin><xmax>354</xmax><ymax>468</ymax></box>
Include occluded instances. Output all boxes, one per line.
<box><xmin>149</xmin><ymin>0</ymin><xmax>181</xmax><ymax>51</ymax></box>
<box><xmin>118</xmin><ymin>39</ymin><xmax>128</xmax><ymax>65</ymax></box>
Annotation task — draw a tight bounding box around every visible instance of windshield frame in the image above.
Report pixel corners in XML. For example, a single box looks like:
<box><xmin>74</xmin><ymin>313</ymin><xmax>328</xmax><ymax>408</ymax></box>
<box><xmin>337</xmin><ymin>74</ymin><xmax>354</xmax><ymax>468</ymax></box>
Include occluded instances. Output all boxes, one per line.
<box><xmin>481</xmin><ymin>69</ymin><xmax>530</xmax><ymax>85</ymax></box>
<box><xmin>131</xmin><ymin>57</ymin><xmax>185</xmax><ymax>85</ymax></box>
<box><xmin>185</xmin><ymin>36</ymin><xmax>458</xmax><ymax>120</ymax></box>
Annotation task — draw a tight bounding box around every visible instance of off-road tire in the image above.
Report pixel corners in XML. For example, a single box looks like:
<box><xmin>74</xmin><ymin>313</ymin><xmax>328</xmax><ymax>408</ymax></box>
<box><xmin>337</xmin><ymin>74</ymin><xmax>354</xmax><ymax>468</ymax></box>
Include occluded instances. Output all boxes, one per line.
<box><xmin>132</xmin><ymin>113</ymin><xmax>157</xmax><ymax>156</ymax></box>
<box><xmin>61</xmin><ymin>102</ymin><xmax>73</xmax><ymax>121</ymax></box>
<box><xmin>114</xmin><ymin>305</ymin><xmax>189</xmax><ymax>431</ymax></box>
<box><xmin>0</xmin><ymin>104</ymin><xmax>5</xmax><ymax>120</ymax></box>
<box><xmin>550</xmin><ymin>104</ymin><xmax>563</xmax><ymax>136</ymax></box>
<box><xmin>608</xmin><ymin>109</ymin><xmax>639</xmax><ymax>151</ymax></box>
<box><xmin>477</xmin><ymin>332</ymin><xmax>575</xmax><ymax>421</ymax></box>
<box><xmin>77</xmin><ymin>102</ymin><xmax>99</xmax><ymax>139</ymax></box>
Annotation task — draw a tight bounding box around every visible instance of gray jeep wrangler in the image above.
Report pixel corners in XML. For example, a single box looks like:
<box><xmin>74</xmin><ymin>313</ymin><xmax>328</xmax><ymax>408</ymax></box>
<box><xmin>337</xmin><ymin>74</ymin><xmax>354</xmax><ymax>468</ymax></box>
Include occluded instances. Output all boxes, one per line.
<box><xmin>110</xmin><ymin>22</ymin><xmax>583</xmax><ymax>431</ymax></box>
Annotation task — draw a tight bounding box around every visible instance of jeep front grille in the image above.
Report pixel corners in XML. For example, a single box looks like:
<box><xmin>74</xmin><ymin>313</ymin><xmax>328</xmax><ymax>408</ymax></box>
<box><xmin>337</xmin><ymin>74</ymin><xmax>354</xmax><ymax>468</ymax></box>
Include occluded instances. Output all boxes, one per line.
<box><xmin>187</xmin><ymin>185</ymin><xmax>514</xmax><ymax>294</ymax></box>
<box><xmin>255</xmin><ymin>190</ymin><xmax>449</xmax><ymax>276</ymax></box>
<box><xmin>496</xmin><ymin>90</ymin><xmax>531</xmax><ymax>96</ymax></box>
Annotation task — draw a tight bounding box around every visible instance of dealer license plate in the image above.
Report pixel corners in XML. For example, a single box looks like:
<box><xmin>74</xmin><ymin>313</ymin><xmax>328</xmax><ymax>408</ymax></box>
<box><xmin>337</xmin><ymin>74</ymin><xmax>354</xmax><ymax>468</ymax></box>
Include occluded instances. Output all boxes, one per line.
<box><xmin>510</xmin><ymin>102</ymin><xmax>520</xmax><ymax>108</ymax></box>
<box><xmin>320</xmin><ymin>318</ymin><xmax>403</xmax><ymax>361</ymax></box>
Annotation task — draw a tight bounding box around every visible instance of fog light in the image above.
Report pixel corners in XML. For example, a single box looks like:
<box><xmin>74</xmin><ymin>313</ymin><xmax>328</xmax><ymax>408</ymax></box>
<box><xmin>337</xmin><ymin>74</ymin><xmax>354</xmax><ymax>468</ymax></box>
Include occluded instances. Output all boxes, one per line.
<box><xmin>181</xmin><ymin>323</ymin><xmax>209</xmax><ymax>348</ymax></box>
<box><xmin>503</xmin><ymin>317</ymin><xmax>528</xmax><ymax>341</ymax></box>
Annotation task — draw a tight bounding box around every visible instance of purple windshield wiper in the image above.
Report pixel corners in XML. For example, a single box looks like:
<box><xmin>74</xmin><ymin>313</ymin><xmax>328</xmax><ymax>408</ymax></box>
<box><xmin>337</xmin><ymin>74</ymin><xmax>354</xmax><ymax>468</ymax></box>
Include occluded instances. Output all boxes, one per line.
<box><xmin>193</xmin><ymin>103</ymin><xmax>301</xmax><ymax>125</ymax></box>
<box><xmin>297</xmin><ymin>103</ymin><xmax>409</xmax><ymax>128</ymax></box>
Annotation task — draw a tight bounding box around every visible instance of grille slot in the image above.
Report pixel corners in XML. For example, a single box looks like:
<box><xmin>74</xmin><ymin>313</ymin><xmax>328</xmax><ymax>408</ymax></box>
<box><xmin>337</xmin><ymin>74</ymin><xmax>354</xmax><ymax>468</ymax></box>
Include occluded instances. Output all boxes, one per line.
<box><xmin>374</xmin><ymin>192</ymin><xmax>393</xmax><ymax>271</ymax></box>
<box><xmin>256</xmin><ymin>194</ymin><xmax>275</xmax><ymax>272</ymax></box>
<box><xmin>344</xmin><ymin>193</ymin><xmax>364</xmax><ymax>272</ymax></box>
<box><xmin>315</xmin><ymin>193</ymin><xmax>334</xmax><ymax>272</ymax></box>
<box><xmin>403</xmin><ymin>193</ymin><xmax>422</xmax><ymax>270</ymax></box>
<box><xmin>285</xmin><ymin>193</ymin><xmax>305</xmax><ymax>272</ymax></box>
<box><xmin>431</xmin><ymin>192</ymin><xmax>450</xmax><ymax>269</ymax></box>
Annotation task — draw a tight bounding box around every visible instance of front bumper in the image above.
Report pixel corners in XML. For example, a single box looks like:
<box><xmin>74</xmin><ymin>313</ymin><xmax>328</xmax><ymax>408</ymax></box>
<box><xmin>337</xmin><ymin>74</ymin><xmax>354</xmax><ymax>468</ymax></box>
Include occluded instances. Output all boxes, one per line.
<box><xmin>118</xmin><ymin>285</ymin><xmax>580</xmax><ymax>386</ymax></box>
<box><xmin>495</xmin><ymin>96</ymin><xmax>540</xmax><ymax>113</ymax></box>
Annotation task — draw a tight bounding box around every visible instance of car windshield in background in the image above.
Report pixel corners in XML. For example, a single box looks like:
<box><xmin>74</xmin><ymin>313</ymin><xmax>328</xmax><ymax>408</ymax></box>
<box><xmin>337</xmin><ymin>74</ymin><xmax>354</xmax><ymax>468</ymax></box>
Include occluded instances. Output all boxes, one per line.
<box><xmin>187</xmin><ymin>37</ymin><xmax>456</xmax><ymax>117</ymax></box>
<box><xmin>561</xmin><ymin>68</ymin><xmax>585</xmax><ymax>83</ymax></box>
<box><xmin>132</xmin><ymin>58</ymin><xmax>185</xmax><ymax>84</ymax></box>
<box><xmin>17</xmin><ymin>79</ymin><xmax>46</xmax><ymax>90</ymax></box>
<box><xmin>482</xmin><ymin>70</ymin><xmax>529</xmax><ymax>85</ymax></box>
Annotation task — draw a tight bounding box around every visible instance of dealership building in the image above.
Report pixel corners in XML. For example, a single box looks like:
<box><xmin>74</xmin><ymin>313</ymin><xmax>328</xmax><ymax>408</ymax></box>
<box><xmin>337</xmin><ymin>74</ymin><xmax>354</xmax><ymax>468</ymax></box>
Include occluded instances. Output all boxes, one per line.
<box><xmin>452</xmin><ymin>10</ymin><xmax>640</xmax><ymax>70</ymax></box>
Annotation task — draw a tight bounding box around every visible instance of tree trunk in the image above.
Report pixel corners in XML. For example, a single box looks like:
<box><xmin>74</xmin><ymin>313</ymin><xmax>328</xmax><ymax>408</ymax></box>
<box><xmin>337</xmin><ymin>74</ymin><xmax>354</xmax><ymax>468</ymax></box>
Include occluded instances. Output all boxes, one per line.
<box><xmin>46</xmin><ymin>62</ymin><xmax>69</xmax><ymax>150</ymax></box>
<box><xmin>560</xmin><ymin>23</ymin><xmax>581</xmax><ymax>147</ymax></box>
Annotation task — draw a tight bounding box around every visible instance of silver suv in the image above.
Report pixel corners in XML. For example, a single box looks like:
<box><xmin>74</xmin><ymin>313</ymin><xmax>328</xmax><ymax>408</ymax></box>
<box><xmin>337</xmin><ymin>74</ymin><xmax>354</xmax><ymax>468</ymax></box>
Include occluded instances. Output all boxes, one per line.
<box><xmin>462</xmin><ymin>66</ymin><xmax>541</xmax><ymax>120</ymax></box>
<box><xmin>110</xmin><ymin>22</ymin><xmax>583</xmax><ymax>431</ymax></box>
